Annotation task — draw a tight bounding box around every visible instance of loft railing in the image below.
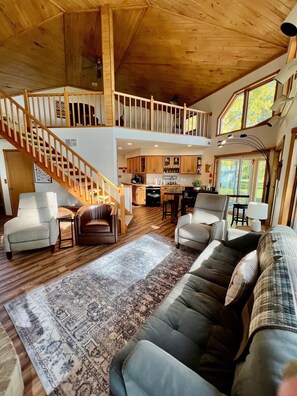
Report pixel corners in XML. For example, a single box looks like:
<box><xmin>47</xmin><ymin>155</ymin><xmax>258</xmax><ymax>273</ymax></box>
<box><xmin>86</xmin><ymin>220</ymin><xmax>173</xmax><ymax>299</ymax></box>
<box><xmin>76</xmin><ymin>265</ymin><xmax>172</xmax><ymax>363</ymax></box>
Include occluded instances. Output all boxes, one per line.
<box><xmin>114</xmin><ymin>92</ymin><xmax>211</xmax><ymax>137</ymax></box>
<box><xmin>0</xmin><ymin>88</ymin><xmax>127</xmax><ymax>233</ymax></box>
<box><xmin>25</xmin><ymin>89</ymin><xmax>211</xmax><ymax>137</ymax></box>
<box><xmin>25</xmin><ymin>89</ymin><xmax>105</xmax><ymax>128</ymax></box>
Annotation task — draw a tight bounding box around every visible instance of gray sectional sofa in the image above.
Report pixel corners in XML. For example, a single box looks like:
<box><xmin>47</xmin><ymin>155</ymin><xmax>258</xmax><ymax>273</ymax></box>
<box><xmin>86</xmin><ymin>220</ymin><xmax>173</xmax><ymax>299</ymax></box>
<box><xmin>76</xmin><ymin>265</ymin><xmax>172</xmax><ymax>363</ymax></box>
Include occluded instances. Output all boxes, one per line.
<box><xmin>109</xmin><ymin>225</ymin><xmax>297</xmax><ymax>396</ymax></box>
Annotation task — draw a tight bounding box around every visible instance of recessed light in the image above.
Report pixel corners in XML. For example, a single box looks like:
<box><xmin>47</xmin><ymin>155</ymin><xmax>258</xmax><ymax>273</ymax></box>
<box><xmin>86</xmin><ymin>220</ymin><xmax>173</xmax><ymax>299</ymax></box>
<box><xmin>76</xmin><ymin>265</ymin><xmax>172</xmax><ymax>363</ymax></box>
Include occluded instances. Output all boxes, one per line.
<box><xmin>187</xmin><ymin>144</ymin><xmax>192</xmax><ymax>147</ymax></box>
<box><xmin>118</xmin><ymin>147</ymin><xmax>122</xmax><ymax>150</ymax></box>
<box><xmin>154</xmin><ymin>144</ymin><xmax>159</xmax><ymax>147</ymax></box>
<box><xmin>127</xmin><ymin>142</ymin><xmax>132</xmax><ymax>146</ymax></box>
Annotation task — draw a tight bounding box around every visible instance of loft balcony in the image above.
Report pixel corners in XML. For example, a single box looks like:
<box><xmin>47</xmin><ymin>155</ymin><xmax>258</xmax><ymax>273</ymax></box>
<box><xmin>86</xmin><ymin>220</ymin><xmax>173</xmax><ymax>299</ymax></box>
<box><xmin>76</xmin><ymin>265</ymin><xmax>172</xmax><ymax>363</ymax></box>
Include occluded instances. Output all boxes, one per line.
<box><xmin>24</xmin><ymin>89</ymin><xmax>212</xmax><ymax>138</ymax></box>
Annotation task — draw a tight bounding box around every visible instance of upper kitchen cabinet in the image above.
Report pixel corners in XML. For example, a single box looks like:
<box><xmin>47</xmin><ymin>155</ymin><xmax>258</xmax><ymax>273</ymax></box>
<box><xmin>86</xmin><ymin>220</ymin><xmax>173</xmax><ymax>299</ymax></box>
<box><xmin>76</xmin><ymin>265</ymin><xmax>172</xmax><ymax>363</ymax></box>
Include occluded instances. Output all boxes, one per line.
<box><xmin>145</xmin><ymin>156</ymin><xmax>163</xmax><ymax>173</ymax></box>
<box><xmin>180</xmin><ymin>156</ymin><xmax>202</xmax><ymax>174</ymax></box>
<box><xmin>163</xmin><ymin>156</ymin><xmax>180</xmax><ymax>173</ymax></box>
<box><xmin>127</xmin><ymin>156</ymin><xmax>141</xmax><ymax>174</ymax></box>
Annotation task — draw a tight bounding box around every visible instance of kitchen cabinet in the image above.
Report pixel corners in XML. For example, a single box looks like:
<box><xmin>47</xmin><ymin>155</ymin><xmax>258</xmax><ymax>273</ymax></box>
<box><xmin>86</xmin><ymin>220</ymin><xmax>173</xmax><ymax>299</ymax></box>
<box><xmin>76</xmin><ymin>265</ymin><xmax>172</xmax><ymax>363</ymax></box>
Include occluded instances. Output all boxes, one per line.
<box><xmin>180</xmin><ymin>156</ymin><xmax>202</xmax><ymax>174</ymax></box>
<box><xmin>163</xmin><ymin>156</ymin><xmax>180</xmax><ymax>173</ymax></box>
<box><xmin>127</xmin><ymin>156</ymin><xmax>141</xmax><ymax>174</ymax></box>
<box><xmin>132</xmin><ymin>185</ymin><xmax>146</xmax><ymax>205</ymax></box>
<box><xmin>145</xmin><ymin>156</ymin><xmax>163</xmax><ymax>173</ymax></box>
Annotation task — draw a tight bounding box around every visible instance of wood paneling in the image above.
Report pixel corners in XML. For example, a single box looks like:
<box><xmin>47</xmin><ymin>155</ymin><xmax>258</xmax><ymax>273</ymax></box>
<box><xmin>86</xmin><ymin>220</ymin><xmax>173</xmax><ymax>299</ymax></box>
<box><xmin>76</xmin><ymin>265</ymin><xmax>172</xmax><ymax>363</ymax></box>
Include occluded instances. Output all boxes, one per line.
<box><xmin>64</xmin><ymin>11</ymin><xmax>103</xmax><ymax>90</ymax></box>
<box><xmin>0</xmin><ymin>0</ymin><xmax>61</xmax><ymax>42</ymax></box>
<box><xmin>0</xmin><ymin>15</ymin><xmax>66</xmax><ymax>93</ymax></box>
<box><xmin>0</xmin><ymin>0</ymin><xmax>294</xmax><ymax>102</ymax></box>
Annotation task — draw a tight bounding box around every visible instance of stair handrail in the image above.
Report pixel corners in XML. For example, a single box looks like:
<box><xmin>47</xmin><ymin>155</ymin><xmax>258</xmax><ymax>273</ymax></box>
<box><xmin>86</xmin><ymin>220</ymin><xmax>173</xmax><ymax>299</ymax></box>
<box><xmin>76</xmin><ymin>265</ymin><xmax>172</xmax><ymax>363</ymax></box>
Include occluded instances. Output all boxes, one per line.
<box><xmin>0</xmin><ymin>88</ymin><xmax>127</xmax><ymax>232</ymax></box>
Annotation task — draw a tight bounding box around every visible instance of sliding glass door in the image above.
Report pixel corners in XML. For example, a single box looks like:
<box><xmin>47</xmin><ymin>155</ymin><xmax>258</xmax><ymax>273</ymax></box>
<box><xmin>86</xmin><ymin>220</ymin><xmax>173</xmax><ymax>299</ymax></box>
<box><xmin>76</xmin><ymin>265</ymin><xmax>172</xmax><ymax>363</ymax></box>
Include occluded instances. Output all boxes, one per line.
<box><xmin>216</xmin><ymin>156</ymin><xmax>265</xmax><ymax>207</ymax></box>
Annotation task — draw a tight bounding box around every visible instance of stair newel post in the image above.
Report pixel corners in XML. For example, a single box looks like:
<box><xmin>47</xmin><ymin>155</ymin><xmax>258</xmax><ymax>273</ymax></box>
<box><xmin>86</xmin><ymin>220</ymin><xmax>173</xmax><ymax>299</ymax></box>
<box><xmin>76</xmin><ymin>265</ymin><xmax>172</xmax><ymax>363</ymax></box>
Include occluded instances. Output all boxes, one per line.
<box><xmin>150</xmin><ymin>96</ymin><xmax>154</xmax><ymax>131</ymax></box>
<box><xmin>182</xmin><ymin>103</ymin><xmax>187</xmax><ymax>135</ymax></box>
<box><xmin>119</xmin><ymin>183</ymin><xmax>126</xmax><ymax>234</ymax></box>
<box><xmin>64</xmin><ymin>88</ymin><xmax>71</xmax><ymax>127</ymax></box>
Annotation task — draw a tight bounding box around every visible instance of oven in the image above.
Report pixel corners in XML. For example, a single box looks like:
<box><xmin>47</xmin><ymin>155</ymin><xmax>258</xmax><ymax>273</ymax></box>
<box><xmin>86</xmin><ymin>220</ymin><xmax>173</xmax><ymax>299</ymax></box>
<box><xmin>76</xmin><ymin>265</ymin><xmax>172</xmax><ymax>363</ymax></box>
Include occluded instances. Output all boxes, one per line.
<box><xmin>146</xmin><ymin>186</ymin><xmax>161</xmax><ymax>207</ymax></box>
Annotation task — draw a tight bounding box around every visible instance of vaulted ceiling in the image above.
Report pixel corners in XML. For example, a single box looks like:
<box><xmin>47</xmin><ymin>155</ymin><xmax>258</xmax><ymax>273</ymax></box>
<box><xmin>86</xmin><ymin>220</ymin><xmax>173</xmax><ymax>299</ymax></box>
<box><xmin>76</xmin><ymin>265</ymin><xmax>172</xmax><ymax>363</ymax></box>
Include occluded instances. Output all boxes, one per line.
<box><xmin>0</xmin><ymin>0</ymin><xmax>293</xmax><ymax>104</ymax></box>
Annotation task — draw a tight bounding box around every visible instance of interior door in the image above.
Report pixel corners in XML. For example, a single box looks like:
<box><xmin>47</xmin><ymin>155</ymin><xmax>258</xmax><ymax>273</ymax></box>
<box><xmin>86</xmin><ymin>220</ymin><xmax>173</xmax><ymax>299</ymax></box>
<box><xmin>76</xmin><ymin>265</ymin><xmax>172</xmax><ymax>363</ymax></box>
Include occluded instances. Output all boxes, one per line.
<box><xmin>4</xmin><ymin>150</ymin><xmax>35</xmax><ymax>216</ymax></box>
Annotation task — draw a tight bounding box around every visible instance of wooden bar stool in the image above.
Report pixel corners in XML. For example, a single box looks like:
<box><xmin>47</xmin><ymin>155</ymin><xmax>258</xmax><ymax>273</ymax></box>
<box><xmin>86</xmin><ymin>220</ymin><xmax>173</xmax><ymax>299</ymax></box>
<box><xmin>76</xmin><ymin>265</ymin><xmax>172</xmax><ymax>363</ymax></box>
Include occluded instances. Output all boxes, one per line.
<box><xmin>162</xmin><ymin>199</ymin><xmax>174</xmax><ymax>220</ymax></box>
<box><xmin>231</xmin><ymin>203</ymin><xmax>248</xmax><ymax>226</ymax></box>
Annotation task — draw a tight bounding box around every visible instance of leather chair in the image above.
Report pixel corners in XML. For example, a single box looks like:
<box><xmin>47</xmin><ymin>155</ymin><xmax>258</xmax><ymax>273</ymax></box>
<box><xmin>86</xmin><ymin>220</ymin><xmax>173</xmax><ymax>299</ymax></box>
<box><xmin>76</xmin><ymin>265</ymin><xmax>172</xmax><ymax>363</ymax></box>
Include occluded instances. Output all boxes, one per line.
<box><xmin>74</xmin><ymin>204</ymin><xmax>118</xmax><ymax>245</ymax></box>
<box><xmin>3</xmin><ymin>192</ymin><xmax>59</xmax><ymax>259</ymax></box>
<box><xmin>175</xmin><ymin>193</ymin><xmax>229</xmax><ymax>251</ymax></box>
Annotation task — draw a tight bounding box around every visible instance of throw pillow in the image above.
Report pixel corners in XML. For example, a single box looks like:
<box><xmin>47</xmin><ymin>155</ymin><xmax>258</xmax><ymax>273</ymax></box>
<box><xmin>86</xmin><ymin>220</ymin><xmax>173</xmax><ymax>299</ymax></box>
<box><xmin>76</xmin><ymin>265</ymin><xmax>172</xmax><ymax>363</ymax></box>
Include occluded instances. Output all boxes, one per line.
<box><xmin>225</xmin><ymin>250</ymin><xmax>258</xmax><ymax>306</ymax></box>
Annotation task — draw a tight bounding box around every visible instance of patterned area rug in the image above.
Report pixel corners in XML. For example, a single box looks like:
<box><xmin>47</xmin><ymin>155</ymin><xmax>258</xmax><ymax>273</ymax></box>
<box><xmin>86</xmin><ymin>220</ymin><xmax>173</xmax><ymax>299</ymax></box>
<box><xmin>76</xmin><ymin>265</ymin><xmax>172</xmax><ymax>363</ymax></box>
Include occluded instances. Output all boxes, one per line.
<box><xmin>5</xmin><ymin>234</ymin><xmax>198</xmax><ymax>395</ymax></box>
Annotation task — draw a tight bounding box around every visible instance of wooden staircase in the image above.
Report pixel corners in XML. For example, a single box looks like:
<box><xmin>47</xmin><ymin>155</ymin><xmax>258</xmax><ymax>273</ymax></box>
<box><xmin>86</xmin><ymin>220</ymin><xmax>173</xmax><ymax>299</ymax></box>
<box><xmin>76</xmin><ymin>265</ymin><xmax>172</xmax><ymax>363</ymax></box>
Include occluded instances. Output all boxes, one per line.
<box><xmin>0</xmin><ymin>88</ymin><xmax>128</xmax><ymax>233</ymax></box>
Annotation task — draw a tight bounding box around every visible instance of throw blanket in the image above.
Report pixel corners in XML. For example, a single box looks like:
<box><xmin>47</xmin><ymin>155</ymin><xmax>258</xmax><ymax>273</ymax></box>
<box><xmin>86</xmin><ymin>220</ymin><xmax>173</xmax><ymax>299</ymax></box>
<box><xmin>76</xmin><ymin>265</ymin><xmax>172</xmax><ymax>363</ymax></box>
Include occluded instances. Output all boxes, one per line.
<box><xmin>237</xmin><ymin>225</ymin><xmax>297</xmax><ymax>360</ymax></box>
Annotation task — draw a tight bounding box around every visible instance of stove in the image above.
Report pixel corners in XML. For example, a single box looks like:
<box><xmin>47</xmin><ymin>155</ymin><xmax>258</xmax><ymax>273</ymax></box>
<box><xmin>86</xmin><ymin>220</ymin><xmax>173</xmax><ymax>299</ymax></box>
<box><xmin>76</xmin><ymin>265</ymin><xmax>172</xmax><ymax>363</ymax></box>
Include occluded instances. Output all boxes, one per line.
<box><xmin>146</xmin><ymin>186</ymin><xmax>161</xmax><ymax>207</ymax></box>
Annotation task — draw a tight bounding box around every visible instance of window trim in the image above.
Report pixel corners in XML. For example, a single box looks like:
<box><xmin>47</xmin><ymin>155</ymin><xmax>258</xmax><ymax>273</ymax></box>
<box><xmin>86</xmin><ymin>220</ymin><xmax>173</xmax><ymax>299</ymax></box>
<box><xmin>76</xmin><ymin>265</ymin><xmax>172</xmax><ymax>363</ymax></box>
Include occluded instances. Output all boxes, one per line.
<box><xmin>217</xmin><ymin>72</ymin><xmax>278</xmax><ymax>136</ymax></box>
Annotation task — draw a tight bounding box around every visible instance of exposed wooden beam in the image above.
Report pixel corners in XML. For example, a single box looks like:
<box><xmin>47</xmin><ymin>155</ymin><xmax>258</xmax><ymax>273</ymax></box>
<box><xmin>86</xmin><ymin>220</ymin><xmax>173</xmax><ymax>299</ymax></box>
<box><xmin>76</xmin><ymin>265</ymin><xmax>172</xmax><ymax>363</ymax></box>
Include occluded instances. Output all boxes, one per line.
<box><xmin>101</xmin><ymin>5</ymin><xmax>115</xmax><ymax>126</ymax></box>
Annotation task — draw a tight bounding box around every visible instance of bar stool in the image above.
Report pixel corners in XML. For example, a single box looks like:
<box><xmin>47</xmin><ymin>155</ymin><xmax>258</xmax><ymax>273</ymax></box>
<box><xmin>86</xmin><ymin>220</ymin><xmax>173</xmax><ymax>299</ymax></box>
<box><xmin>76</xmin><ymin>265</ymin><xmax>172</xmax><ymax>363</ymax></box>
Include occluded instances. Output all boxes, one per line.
<box><xmin>162</xmin><ymin>199</ymin><xmax>174</xmax><ymax>220</ymax></box>
<box><xmin>231</xmin><ymin>203</ymin><xmax>249</xmax><ymax>226</ymax></box>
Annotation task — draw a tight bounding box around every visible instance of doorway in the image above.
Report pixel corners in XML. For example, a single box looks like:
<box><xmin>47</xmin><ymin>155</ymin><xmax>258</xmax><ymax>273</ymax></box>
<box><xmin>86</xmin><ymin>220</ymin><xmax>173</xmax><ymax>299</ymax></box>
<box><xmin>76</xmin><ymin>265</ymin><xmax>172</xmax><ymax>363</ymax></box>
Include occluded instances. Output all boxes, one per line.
<box><xmin>4</xmin><ymin>150</ymin><xmax>35</xmax><ymax>216</ymax></box>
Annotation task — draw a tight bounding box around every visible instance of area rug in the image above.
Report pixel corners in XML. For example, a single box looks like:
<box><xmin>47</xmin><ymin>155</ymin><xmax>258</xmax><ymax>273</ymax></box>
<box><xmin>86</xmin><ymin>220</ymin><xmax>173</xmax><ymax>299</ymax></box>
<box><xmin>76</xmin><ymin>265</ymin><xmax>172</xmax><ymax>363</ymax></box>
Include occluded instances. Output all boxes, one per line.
<box><xmin>5</xmin><ymin>233</ymin><xmax>198</xmax><ymax>395</ymax></box>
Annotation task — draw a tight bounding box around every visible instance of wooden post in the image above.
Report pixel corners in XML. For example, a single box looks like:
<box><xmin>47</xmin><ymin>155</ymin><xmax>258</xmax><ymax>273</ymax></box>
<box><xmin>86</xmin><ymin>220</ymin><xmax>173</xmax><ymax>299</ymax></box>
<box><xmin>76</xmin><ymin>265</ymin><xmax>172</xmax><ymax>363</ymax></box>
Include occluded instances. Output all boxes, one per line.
<box><xmin>150</xmin><ymin>95</ymin><xmax>154</xmax><ymax>131</ymax></box>
<box><xmin>182</xmin><ymin>103</ymin><xmax>187</xmax><ymax>134</ymax></box>
<box><xmin>101</xmin><ymin>5</ymin><xmax>115</xmax><ymax>126</ymax></box>
<box><xmin>64</xmin><ymin>88</ymin><xmax>71</xmax><ymax>127</ymax></box>
<box><xmin>119</xmin><ymin>183</ymin><xmax>127</xmax><ymax>234</ymax></box>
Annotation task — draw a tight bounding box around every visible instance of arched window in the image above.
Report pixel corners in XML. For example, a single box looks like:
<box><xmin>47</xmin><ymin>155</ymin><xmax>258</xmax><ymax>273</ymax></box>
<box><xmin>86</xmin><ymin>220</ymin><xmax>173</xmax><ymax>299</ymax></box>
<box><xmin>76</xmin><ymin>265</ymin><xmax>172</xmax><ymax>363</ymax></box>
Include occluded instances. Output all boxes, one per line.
<box><xmin>218</xmin><ymin>74</ymin><xmax>277</xmax><ymax>135</ymax></box>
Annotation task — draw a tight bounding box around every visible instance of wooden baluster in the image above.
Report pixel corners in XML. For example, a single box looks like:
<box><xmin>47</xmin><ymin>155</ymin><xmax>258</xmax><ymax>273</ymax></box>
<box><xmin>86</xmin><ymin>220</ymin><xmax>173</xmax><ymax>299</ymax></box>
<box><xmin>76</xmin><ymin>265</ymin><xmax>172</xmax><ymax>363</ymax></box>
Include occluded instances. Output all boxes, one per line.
<box><xmin>84</xmin><ymin>164</ymin><xmax>88</xmax><ymax>201</ymax></box>
<box><xmin>64</xmin><ymin>89</ymin><xmax>70</xmax><ymax>127</ymax></box>
<box><xmin>0</xmin><ymin>96</ymin><xmax>4</xmax><ymax>132</ymax></box>
<box><xmin>182</xmin><ymin>104</ymin><xmax>187</xmax><ymax>135</ymax></box>
<box><xmin>78</xmin><ymin>160</ymin><xmax>83</xmax><ymax>197</ymax></box>
<box><xmin>17</xmin><ymin>108</ymin><xmax>24</xmax><ymax>147</ymax></box>
<box><xmin>72</xmin><ymin>153</ymin><xmax>76</xmax><ymax>191</ymax></box>
<box><xmin>4</xmin><ymin>98</ymin><xmax>11</xmax><ymax>137</ymax></box>
<box><xmin>42</xmin><ymin>129</ymin><xmax>48</xmax><ymax>168</ymax></box>
<box><xmin>10</xmin><ymin>102</ymin><xmax>18</xmax><ymax>142</ymax></box>
<box><xmin>150</xmin><ymin>96</ymin><xmax>154</xmax><ymax>131</ymax></box>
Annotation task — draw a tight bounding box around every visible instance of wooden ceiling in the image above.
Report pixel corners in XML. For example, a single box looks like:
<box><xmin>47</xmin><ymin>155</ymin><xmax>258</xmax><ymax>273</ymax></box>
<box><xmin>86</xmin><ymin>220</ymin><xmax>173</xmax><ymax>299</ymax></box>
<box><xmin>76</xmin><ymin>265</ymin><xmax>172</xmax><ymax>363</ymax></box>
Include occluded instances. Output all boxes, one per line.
<box><xmin>0</xmin><ymin>0</ymin><xmax>293</xmax><ymax>104</ymax></box>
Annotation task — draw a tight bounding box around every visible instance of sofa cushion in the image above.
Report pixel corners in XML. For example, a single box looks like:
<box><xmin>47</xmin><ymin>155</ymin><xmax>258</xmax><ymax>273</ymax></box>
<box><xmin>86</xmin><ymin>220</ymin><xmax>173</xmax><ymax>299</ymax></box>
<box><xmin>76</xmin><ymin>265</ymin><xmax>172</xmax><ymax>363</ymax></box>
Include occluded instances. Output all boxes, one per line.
<box><xmin>110</xmin><ymin>273</ymin><xmax>242</xmax><ymax>395</ymax></box>
<box><xmin>190</xmin><ymin>240</ymin><xmax>242</xmax><ymax>288</ymax></box>
<box><xmin>225</xmin><ymin>250</ymin><xmax>258</xmax><ymax>306</ymax></box>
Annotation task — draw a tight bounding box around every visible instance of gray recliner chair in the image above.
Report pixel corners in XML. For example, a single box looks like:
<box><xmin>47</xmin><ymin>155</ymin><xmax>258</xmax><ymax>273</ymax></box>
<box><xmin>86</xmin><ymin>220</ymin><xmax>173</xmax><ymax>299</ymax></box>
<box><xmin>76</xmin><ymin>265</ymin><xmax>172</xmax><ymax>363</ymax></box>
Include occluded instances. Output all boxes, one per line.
<box><xmin>175</xmin><ymin>193</ymin><xmax>229</xmax><ymax>251</ymax></box>
<box><xmin>3</xmin><ymin>192</ymin><xmax>59</xmax><ymax>259</ymax></box>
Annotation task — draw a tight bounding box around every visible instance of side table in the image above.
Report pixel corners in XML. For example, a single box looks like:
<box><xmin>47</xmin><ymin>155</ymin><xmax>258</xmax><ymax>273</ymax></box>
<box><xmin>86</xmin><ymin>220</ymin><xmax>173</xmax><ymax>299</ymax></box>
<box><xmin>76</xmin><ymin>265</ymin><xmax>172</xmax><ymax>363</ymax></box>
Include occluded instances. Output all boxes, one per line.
<box><xmin>57</xmin><ymin>208</ymin><xmax>75</xmax><ymax>248</ymax></box>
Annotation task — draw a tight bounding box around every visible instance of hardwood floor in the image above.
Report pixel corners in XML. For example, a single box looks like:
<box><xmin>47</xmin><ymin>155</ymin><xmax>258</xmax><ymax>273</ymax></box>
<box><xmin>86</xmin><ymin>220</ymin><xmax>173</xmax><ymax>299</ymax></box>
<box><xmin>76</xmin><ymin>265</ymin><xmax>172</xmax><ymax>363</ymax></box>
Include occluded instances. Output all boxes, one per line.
<box><xmin>0</xmin><ymin>206</ymin><xmax>176</xmax><ymax>396</ymax></box>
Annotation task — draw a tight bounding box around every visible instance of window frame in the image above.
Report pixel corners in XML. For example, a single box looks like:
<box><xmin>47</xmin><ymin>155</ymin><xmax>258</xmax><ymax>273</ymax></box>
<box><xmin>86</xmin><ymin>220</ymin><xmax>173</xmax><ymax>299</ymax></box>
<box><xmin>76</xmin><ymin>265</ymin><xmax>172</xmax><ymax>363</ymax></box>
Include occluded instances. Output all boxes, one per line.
<box><xmin>217</xmin><ymin>72</ymin><xmax>278</xmax><ymax>136</ymax></box>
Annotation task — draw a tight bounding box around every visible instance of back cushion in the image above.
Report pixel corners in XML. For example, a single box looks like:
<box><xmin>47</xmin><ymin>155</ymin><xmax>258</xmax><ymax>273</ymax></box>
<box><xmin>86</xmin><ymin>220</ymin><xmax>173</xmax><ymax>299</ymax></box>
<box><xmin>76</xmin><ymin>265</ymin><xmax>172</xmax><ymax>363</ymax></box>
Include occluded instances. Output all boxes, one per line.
<box><xmin>192</xmin><ymin>194</ymin><xmax>228</xmax><ymax>223</ymax></box>
<box><xmin>18</xmin><ymin>192</ymin><xmax>58</xmax><ymax>222</ymax></box>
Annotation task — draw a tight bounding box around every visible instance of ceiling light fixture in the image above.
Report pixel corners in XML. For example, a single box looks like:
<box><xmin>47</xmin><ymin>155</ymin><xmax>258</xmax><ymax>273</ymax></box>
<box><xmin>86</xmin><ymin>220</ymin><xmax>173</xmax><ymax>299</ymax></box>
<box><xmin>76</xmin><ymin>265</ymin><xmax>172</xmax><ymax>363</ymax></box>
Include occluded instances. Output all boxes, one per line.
<box><xmin>267</xmin><ymin>115</ymin><xmax>283</xmax><ymax>127</ymax></box>
<box><xmin>274</xmin><ymin>59</ymin><xmax>297</xmax><ymax>84</ymax></box>
<box><xmin>127</xmin><ymin>142</ymin><xmax>132</xmax><ymax>146</ymax></box>
<box><xmin>281</xmin><ymin>5</ymin><xmax>297</xmax><ymax>37</ymax></box>
<box><xmin>270</xmin><ymin>95</ymin><xmax>293</xmax><ymax>112</ymax></box>
<box><xmin>217</xmin><ymin>133</ymin><xmax>271</xmax><ymax>203</ymax></box>
<box><xmin>118</xmin><ymin>147</ymin><xmax>122</xmax><ymax>150</ymax></box>
<box><xmin>154</xmin><ymin>144</ymin><xmax>159</xmax><ymax>147</ymax></box>
<box><xmin>187</xmin><ymin>144</ymin><xmax>192</xmax><ymax>147</ymax></box>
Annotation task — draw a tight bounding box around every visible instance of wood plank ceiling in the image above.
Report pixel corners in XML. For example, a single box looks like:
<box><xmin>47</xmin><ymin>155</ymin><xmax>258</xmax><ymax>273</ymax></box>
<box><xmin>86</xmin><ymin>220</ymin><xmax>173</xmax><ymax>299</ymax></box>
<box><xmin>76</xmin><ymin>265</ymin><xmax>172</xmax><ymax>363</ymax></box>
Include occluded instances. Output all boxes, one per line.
<box><xmin>0</xmin><ymin>0</ymin><xmax>293</xmax><ymax>104</ymax></box>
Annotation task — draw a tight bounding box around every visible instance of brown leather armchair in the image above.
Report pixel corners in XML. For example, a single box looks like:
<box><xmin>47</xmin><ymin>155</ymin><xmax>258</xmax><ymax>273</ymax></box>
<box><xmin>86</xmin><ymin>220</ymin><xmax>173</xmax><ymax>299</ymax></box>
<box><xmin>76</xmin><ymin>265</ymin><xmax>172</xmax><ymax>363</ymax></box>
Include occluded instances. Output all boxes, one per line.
<box><xmin>74</xmin><ymin>204</ymin><xmax>118</xmax><ymax>245</ymax></box>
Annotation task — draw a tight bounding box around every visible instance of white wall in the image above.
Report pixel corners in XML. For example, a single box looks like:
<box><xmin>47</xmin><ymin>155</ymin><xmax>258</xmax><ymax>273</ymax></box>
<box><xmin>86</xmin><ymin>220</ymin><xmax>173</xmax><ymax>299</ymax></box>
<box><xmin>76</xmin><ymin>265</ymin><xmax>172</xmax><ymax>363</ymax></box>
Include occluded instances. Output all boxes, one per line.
<box><xmin>191</xmin><ymin>54</ymin><xmax>297</xmax><ymax>224</ymax></box>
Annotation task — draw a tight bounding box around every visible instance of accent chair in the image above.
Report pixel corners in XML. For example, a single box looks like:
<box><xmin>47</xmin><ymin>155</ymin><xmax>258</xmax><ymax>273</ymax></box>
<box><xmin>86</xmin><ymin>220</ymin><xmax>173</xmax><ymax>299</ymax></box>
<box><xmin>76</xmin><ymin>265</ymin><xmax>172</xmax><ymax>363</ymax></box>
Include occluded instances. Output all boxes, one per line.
<box><xmin>74</xmin><ymin>203</ymin><xmax>118</xmax><ymax>245</ymax></box>
<box><xmin>175</xmin><ymin>193</ymin><xmax>229</xmax><ymax>251</ymax></box>
<box><xmin>3</xmin><ymin>192</ymin><xmax>59</xmax><ymax>259</ymax></box>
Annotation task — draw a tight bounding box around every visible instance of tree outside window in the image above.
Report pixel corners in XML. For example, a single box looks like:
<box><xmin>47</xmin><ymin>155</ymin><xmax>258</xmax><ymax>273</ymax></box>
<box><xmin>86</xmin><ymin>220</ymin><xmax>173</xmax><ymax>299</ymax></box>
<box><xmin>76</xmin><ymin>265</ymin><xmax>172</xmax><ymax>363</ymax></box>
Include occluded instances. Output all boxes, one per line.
<box><xmin>218</xmin><ymin>76</ymin><xmax>277</xmax><ymax>135</ymax></box>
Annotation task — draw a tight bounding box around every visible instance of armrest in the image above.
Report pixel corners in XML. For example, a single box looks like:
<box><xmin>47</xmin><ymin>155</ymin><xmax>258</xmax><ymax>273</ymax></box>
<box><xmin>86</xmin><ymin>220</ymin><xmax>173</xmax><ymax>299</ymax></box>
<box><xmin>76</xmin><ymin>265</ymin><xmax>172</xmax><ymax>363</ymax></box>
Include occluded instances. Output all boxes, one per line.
<box><xmin>210</xmin><ymin>219</ymin><xmax>228</xmax><ymax>242</ymax></box>
<box><xmin>225</xmin><ymin>232</ymin><xmax>261</xmax><ymax>254</ymax></box>
<box><xmin>49</xmin><ymin>216</ymin><xmax>58</xmax><ymax>244</ymax></box>
<box><xmin>176</xmin><ymin>213</ymin><xmax>192</xmax><ymax>229</ymax></box>
<box><xmin>110</xmin><ymin>204</ymin><xmax>118</xmax><ymax>216</ymax></box>
<box><xmin>122</xmin><ymin>340</ymin><xmax>224</xmax><ymax>396</ymax></box>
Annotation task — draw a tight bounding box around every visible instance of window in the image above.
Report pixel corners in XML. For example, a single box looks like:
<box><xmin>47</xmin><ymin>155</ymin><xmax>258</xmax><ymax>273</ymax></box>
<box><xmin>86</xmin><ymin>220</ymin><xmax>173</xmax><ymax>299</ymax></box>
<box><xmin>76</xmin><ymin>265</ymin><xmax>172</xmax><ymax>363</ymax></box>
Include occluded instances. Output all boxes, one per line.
<box><xmin>218</xmin><ymin>75</ymin><xmax>277</xmax><ymax>135</ymax></box>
